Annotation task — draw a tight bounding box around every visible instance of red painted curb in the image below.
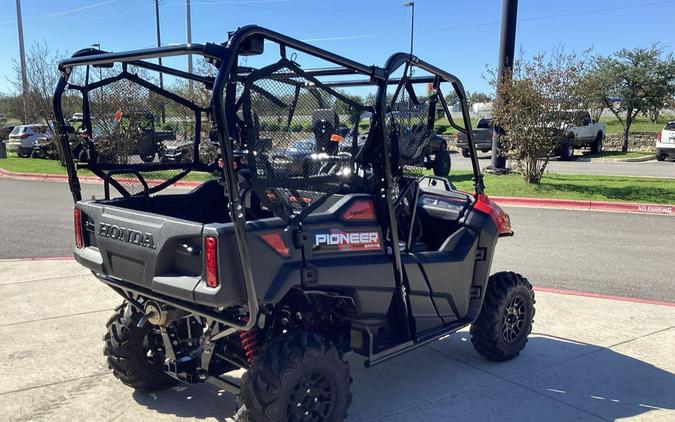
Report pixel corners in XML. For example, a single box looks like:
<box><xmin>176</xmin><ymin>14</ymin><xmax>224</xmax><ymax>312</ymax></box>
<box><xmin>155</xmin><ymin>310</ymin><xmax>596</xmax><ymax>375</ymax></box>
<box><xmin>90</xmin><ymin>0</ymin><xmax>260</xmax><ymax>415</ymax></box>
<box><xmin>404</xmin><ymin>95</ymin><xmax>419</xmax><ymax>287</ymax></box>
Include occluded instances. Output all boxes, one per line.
<box><xmin>492</xmin><ymin>196</ymin><xmax>673</xmax><ymax>216</ymax></box>
<box><xmin>535</xmin><ymin>287</ymin><xmax>675</xmax><ymax>308</ymax></box>
<box><xmin>2</xmin><ymin>168</ymin><xmax>672</xmax><ymax>215</ymax></box>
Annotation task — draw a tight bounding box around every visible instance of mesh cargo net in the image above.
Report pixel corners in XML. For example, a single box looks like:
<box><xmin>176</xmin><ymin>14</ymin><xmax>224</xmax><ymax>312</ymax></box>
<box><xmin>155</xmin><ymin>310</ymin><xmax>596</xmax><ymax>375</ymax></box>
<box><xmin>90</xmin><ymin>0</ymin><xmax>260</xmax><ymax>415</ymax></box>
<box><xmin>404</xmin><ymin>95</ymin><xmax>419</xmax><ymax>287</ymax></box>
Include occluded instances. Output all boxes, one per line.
<box><xmin>63</xmin><ymin>64</ymin><xmax>211</xmax><ymax>197</ymax></box>
<box><xmin>237</xmin><ymin>61</ymin><xmax>365</xmax><ymax>224</ymax></box>
<box><xmin>387</xmin><ymin>80</ymin><xmax>436</xmax><ymax>167</ymax></box>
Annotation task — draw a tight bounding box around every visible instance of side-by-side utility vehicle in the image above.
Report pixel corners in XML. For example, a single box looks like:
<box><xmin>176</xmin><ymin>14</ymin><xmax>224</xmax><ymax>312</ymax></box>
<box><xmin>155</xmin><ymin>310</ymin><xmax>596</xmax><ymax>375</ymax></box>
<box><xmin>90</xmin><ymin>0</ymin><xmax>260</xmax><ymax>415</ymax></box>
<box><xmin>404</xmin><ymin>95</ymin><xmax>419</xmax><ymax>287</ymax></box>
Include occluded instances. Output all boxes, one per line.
<box><xmin>54</xmin><ymin>26</ymin><xmax>535</xmax><ymax>421</ymax></box>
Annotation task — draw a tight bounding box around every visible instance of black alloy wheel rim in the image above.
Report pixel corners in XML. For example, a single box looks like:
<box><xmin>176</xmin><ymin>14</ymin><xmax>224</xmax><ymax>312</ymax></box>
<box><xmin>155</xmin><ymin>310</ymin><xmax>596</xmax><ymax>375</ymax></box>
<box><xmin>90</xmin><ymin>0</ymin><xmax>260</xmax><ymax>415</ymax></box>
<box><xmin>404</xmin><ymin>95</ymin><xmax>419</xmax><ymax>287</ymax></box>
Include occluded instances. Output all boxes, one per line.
<box><xmin>287</xmin><ymin>370</ymin><xmax>335</xmax><ymax>421</ymax></box>
<box><xmin>502</xmin><ymin>295</ymin><xmax>527</xmax><ymax>343</ymax></box>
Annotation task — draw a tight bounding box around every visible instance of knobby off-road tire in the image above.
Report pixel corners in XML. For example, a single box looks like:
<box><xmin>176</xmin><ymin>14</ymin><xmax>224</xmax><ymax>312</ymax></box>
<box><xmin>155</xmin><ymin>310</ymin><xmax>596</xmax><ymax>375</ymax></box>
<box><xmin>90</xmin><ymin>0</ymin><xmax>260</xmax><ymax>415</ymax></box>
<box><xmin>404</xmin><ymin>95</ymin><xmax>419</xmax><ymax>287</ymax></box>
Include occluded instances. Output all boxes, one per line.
<box><xmin>238</xmin><ymin>331</ymin><xmax>351</xmax><ymax>422</ymax></box>
<box><xmin>470</xmin><ymin>272</ymin><xmax>535</xmax><ymax>361</ymax></box>
<box><xmin>433</xmin><ymin>144</ymin><xmax>451</xmax><ymax>177</ymax></box>
<box><xmin>103</xmin><ymin>303</ymin><xmax>177</xmax><ymax>391</ymax></box>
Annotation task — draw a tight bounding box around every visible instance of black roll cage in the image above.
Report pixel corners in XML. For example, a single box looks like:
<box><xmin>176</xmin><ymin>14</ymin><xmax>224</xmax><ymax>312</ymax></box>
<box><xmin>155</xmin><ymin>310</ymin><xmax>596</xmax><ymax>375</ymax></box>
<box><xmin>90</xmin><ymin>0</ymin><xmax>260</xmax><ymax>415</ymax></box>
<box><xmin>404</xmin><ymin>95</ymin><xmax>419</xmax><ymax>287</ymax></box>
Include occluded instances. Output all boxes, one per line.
<box><xmin>54</xmin><ymin>25</ymin><xmax>483</xmax><ymax>333</ymax></box>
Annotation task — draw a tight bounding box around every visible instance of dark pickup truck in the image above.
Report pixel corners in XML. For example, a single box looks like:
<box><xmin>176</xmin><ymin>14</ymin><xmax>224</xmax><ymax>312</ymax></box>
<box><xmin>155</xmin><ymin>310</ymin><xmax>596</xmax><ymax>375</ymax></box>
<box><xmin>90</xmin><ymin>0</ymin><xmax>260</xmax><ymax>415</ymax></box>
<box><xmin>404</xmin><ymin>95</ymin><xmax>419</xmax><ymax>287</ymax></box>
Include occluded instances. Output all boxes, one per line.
<box><xmin>456</xmin><ymin>117</ymin><xmax>494</xmax><ymax>157</ymax></box>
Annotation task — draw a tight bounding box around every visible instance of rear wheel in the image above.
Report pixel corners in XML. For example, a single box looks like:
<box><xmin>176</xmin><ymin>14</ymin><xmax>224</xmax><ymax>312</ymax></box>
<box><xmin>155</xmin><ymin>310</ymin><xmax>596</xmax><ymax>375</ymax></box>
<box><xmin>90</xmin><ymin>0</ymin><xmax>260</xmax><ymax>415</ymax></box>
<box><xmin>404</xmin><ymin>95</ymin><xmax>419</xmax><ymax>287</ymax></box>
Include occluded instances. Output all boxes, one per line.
<box><xmin>656</xmin><ymin>152</ymin><xmax>666</xmax><ymax>161</ymax></box>
<box><xmin>461</xmin><ymin>148</ymin><xmax>470</xmax><ymax>158</ymax></box>
<box><xmin>470</xmin><ymin>272</ymin><xmax>535</xmax><ymax>361</ymax></box>
<box><xmin>238</xmin><ymin>331</ymin><xmax>351</xmax><ymax>422</ymax></box>
<box><xmin>559</xmin><ymin>140</ymin><xmax>574</xmax><ymax>161</ymax></box>
<box><xmin>103</xmin><ymin>303</ymin><xmax>177</xmax><ymax>391</ymax></box>
<box><xmin>433</xmin><ymin>144</ymin><xmax>451</xmax><ymax>176</ymax></box>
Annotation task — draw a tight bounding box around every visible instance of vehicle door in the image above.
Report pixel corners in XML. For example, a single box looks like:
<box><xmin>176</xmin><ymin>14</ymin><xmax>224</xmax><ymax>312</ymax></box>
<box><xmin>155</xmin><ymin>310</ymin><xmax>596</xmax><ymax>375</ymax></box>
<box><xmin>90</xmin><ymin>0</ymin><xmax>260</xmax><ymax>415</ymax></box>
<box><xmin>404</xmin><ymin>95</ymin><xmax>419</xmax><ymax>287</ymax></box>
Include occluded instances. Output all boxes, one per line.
<box><xmin>579</xmin><ymin>111</ymin><xmax>593</xmax><ymax>140</ymax></box>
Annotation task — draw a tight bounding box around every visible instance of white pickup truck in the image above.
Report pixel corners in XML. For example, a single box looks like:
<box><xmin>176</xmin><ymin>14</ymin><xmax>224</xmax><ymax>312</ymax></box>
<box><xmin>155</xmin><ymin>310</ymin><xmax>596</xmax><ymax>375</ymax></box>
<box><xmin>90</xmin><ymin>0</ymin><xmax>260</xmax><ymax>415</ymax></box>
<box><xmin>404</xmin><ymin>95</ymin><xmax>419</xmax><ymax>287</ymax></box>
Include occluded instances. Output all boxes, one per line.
<box><xmin>561</xmin><ymin>110</ymin><xmax>606</xmax><ymax>159</ymax></box>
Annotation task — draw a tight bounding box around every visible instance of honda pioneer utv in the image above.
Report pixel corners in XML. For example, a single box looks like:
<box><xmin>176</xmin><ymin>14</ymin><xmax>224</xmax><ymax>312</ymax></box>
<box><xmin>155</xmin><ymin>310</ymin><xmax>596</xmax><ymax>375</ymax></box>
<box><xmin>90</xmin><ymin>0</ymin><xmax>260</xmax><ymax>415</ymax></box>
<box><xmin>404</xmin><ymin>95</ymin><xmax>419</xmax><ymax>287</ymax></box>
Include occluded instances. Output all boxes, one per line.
<box><xmin>54</xmin><ymin>26</ymin><xmax>535</xmax><ymax>421</ymax></box>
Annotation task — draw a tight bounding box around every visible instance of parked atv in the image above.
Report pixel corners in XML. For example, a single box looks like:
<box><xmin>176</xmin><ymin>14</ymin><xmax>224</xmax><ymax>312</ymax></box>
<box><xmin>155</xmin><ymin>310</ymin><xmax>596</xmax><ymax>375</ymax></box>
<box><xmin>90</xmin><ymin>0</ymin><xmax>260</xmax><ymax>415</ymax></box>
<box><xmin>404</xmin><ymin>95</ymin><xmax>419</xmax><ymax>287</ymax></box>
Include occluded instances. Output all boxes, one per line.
<box><xmin>77</xmin><ymin>111</ymin><xmax>176</xmax><ymax>164</ymax></box>
<box><xmin>54</xmin><ymin>26</ymin><xmax>534</xmax><ymax>421</ymax></box>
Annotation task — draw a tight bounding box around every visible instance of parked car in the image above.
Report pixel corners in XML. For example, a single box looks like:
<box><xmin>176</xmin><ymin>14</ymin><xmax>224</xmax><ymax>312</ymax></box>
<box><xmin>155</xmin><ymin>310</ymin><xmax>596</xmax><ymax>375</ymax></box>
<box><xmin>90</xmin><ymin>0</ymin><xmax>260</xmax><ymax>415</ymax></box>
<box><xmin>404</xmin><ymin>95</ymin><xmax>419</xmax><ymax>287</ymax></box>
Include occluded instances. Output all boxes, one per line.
<box><xmin>456</xmin><ymin>117</ymin><xmax>494</xmax><ymax>157</ymax></box>
<box><xmin>656</xmin><ymin>121</ymin><xmax>675</xmax><ymax>161</ymax></box>
<box><xmin>0</xmin><ymin>125</ymin><xmax>15</xmax><ymax>140</ymax></box>
<box><xmin>6</xmin><ymin>124</ymin><xmax>54</xmax><ymax>158</ymax></box>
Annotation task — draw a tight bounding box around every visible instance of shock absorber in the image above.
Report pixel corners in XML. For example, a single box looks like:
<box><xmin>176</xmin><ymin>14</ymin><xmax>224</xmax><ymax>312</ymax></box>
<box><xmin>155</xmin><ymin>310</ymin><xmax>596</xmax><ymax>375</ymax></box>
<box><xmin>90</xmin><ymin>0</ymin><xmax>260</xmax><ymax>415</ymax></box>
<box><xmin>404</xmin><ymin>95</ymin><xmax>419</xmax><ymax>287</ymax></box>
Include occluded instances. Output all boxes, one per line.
<box><xmin>239</xmin><ymin>316</ymin><xmax>259</xmax><ymax>365</ymax></box>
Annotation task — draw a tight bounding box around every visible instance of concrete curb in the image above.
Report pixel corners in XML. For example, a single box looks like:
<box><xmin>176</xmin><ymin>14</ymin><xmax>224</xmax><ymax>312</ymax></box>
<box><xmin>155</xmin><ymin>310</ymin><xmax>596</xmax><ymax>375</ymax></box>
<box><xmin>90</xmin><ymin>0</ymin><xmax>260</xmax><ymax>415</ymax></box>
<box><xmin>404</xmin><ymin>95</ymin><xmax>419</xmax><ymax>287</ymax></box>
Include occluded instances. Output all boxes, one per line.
<box><xmin>2</xmin><ymin>167</ymin><xmax>673</xmax><ymax>216</ymax></box>
<box><xmin>583</xmin><ymin>154</ymin><xmax>655</xmax><ymax>163</ymax></box>
<box><xmin>492</xmin><ymin>195</ymin><xmax>674</xmax><ymax>216</ymax></box>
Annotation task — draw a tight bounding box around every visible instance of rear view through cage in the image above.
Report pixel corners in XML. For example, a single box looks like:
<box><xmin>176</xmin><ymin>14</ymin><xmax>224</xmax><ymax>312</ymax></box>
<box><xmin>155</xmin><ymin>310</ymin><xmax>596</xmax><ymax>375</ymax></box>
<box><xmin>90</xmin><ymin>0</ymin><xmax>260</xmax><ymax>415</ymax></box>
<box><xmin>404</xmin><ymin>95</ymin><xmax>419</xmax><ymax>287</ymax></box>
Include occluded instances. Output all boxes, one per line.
<box><xmin>236</xmin><ymin>61</ymin><xmax>369</xmax><ymax>224</ymax></box>
<box><xmin>58</xmin><ymin>58</ymin><xmax>213</xmax><ymax>197</ymax></box>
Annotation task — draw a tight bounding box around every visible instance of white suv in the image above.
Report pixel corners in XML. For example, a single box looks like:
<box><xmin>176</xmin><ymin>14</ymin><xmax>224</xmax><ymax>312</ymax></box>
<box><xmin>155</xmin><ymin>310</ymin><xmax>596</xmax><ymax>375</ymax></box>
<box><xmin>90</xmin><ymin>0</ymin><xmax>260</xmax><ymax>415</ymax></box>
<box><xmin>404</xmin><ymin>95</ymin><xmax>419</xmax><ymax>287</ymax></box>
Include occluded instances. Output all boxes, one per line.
<box><xmin>656</xmin><ymin>121</ymin><xmax>675</xmax><ymax>161</ymax></box>
<box><xmin>6</xmin><ymin>124</ymin><xmax>53</xmax><ymax>158</ymax></box>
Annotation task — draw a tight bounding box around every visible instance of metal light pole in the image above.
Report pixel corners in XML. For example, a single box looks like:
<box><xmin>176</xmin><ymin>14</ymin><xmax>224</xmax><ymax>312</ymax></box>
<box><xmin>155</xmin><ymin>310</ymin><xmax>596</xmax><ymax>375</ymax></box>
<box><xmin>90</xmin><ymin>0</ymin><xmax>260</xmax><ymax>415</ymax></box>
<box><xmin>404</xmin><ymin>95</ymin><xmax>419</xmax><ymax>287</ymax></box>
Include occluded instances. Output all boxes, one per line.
<box><xmin>186</xmin><ymin>0</ymin><xmax>193</xmax><ymax>95</ymax></box>
<box><xmin>154</xmin><ymin>0</ymin><xmax>164</xmax><ymax>90</ymax></box>
<box><xmin>15</xmin><ymin>0</ymin><xmax>29</xmax><ymax>123</ymax></box>
<box><xmin>492</xmin><ymin>0</ymin><xmax>518</xmax><ymax>171</ymax></box>
<box><xmin>403</xmin><ymin>1</ymin><xmax>415</xmax><ymax>57</ymax></box>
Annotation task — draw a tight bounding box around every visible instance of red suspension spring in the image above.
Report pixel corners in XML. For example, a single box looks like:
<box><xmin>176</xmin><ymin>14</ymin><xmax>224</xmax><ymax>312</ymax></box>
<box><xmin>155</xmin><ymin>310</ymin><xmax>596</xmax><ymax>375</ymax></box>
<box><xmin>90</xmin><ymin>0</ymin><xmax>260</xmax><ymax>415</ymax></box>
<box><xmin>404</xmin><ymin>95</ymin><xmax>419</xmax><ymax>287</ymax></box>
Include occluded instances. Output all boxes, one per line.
<box><xmin>239</xmin><ymin>316</ymin><xmax>259</xmax><ymax>365</ymax></box>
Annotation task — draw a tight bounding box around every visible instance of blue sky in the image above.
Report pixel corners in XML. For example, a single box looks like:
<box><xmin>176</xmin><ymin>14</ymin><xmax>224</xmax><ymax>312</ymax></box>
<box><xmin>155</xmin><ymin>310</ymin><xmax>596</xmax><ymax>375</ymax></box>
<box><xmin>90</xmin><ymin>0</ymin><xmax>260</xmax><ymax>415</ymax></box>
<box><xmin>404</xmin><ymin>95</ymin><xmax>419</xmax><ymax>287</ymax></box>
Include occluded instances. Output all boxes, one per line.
<box><xmin>1</xmin><ymin>0</ymin><xmax>674</xmax><ymax>95</ymax></box>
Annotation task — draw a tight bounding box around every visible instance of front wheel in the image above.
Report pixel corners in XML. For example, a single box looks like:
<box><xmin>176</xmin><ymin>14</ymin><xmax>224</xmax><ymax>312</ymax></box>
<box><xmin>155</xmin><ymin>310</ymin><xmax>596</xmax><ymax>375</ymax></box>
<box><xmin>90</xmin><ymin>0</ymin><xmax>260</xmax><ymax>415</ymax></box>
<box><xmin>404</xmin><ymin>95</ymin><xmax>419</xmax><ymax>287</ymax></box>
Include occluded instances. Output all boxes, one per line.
<box><xmin>139</xmin><ymin>152</ymin><xmax>155</xmax><ymax>163</ymax></box>
<box><xmin>470</xmin><ymin>272</ymin><xmax>535</xmax><ymax>361</ymax></box>
<box><xmin>461</xmin><ymin>148</ymin><xmax>470</xmax><ymax>158</ymax></box>
<box><xmin>238</xmin><ymin>331</ymin><xmax>351</xmax><ymax>422</ymax></box>
<box><xmin>590</xmin><ymin>133</ymin><xmax>603</xmax><ymax>155</ymax></box>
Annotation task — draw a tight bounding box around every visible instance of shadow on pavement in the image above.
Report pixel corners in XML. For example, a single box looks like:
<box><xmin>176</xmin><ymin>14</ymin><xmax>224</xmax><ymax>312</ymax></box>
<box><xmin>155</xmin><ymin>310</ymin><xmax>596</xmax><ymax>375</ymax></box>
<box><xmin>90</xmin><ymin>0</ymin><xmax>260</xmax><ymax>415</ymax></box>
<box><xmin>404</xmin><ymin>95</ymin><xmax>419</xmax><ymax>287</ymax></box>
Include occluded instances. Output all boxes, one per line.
<box><xmin>130</xmin><ymin>334</ymin><xmax>675</xmax><ymax>421</ymax></box>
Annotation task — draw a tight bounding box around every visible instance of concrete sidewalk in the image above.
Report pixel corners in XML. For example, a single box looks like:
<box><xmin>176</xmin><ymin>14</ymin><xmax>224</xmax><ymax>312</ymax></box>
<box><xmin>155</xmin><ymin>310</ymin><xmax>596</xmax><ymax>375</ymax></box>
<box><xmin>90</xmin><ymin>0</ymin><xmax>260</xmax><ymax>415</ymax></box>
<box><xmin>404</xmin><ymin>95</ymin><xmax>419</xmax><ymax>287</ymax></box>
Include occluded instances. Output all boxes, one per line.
<box><xmin>0</xmin><ymin>259</ymin><xmax>673</xmax><ymax>422</ymax></box>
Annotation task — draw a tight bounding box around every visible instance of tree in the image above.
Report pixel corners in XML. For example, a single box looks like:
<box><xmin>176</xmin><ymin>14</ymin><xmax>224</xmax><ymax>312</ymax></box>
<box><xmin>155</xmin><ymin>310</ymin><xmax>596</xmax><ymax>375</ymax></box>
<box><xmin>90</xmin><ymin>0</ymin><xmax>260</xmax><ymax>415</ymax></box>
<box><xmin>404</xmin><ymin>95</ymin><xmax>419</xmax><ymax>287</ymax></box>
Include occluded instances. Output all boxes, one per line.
<box><xmin>491</xmin><ymin>48</ymin><xmax>590</xmax><ymax>184</ymax></box>
<box><xmin>589</xmin><ymin>46</ymin><xmax>675</xmax><ymax>152</ymax></box>
<box><xmin>467</xmin><ymin>91</ymin><xmax>493</xmax><ymax>105</ymax></box>
<box><xmin>444</xmin><ymin>91</ymin><xmax>459</xmax><ymax>107</ymax></box>
<box><xmin>9</xmin><ymin>41</ymin><xmax>67</xmax><ymax>125</ymax></box>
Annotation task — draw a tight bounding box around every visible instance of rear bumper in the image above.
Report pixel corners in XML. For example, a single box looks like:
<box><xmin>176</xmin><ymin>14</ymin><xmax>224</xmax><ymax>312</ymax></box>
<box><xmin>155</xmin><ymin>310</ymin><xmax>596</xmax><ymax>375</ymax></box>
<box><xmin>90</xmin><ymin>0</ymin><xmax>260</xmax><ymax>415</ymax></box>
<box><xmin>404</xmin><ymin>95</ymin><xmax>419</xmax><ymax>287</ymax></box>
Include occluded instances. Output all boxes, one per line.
<box><xmin>656</xmin><ymin>141</ymin><xmax>675</xmax><ymax>156</ymax></box>
<box><xmin>456</xmin><ymin>141</ymin><xmax>492</xmax><ymax>151</ymax></box>
<box><xmin>6</xmin><ymin>141</ymin><xmax>21</xmax><ymax>153</ymax></box>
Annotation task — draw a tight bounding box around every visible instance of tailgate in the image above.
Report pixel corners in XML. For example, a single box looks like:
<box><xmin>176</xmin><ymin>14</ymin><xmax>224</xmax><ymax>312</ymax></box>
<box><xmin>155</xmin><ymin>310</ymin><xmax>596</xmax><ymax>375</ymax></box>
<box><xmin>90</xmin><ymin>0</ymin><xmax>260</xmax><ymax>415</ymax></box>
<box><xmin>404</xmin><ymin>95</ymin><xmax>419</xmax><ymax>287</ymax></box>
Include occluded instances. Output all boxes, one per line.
<box><xmin>74</xmin><ymin>200</ymin><xmax>206</xmax><ymax>302</ymax></box>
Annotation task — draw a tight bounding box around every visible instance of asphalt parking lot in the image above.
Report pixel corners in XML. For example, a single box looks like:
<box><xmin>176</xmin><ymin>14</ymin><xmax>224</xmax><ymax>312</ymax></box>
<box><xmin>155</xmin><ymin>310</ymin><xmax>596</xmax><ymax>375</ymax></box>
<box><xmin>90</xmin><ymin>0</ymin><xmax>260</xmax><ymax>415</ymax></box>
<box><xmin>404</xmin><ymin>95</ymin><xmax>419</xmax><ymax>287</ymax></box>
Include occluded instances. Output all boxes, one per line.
<box><xmin>451</xmin><ymin>152</ymin><xmax>675</xmax><ymax>178</ymax></box>
<box><xmin>0</xmin><ymin>259</ymin><xmax>673</xmax><ymax>421</ymax></box>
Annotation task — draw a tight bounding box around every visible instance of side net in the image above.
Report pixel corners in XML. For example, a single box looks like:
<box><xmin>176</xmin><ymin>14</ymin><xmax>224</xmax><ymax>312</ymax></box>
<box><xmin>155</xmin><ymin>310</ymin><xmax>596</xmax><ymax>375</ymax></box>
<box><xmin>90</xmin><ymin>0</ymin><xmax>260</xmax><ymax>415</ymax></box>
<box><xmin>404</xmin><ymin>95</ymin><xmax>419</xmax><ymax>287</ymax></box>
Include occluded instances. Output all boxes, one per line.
<box><xmin>236</xmin><ymin>61</ymin><xmax>366</xmax><ymax>224</ymax></box>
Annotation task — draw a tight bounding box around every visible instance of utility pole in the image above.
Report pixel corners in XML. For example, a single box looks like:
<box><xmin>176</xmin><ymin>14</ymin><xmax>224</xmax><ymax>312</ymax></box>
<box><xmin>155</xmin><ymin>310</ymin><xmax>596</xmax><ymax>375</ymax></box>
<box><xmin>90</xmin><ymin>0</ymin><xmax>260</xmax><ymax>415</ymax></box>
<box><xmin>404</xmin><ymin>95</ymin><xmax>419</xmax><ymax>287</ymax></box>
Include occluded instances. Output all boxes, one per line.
<box><xmin>154</xmin><ymin>0</ymin><xmax>164</xmax><ymax>90</ymax></box>
<box><xmin>154</xmin><ymin>0</ymin><xmax>166</xmax><ymax>123</ymax></box>
<box><xmin>491</xmin><ymin>0</ymin><xmax>518</xmax><ymax>171</ymax></box>
<box><xmin>186</xmin><ymin>0</ymin><xmax>193</xmax><ymax>95</ymax></box>
<box><xmin>403</xmin><ymin>2</ymin><xmax>415</xmax><ymax>57</ymax></box>
<box><xmin>15</xmin><ymin>0</ymin><xmax>29</xmax><ymax>123</ymax></box>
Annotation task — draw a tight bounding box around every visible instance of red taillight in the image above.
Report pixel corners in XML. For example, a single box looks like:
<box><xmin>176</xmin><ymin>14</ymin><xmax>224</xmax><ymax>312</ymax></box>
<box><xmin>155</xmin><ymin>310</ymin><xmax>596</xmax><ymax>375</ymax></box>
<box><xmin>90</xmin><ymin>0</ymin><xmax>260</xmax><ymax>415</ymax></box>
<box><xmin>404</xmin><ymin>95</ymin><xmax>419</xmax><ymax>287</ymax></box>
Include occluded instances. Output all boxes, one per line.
<box><xmin>17</xmin><ymin>133</ymin><xmax>30</xmax><ymax>139</ymax></box>
<box><xmin>74</xmin><ymin>208</ymin><xmax>83</xmax><ymax>249</ymax></box>
<box><xmin>205</xmin><ymin>236</ymin><xmax>219</xmax><ymax>288</ymax></box>
<box><xmin>473</xmin><ymin>194</ymin><xmax>512</xmax><ymax>237</ymax></box>
<box><xmin>657</xmin><ymin>131</ymin><xmax>662</xmax><ymax>142</ymax></box>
